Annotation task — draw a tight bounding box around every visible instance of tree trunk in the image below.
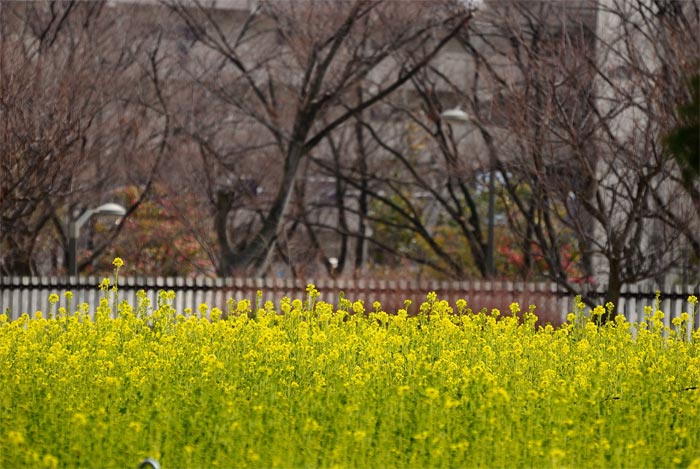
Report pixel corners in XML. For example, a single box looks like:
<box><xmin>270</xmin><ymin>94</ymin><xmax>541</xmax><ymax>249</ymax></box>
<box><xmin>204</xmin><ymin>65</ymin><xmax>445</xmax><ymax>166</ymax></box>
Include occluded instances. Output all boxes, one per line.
<box><xmin>601</xmin><ymin>260</ymin><xmax>622</xmax><ymax>324</ymax></box>
<box><xmin>219</xmin><ymin>139</ymin><xmax>308</xmax><ymax>276</ymax></box>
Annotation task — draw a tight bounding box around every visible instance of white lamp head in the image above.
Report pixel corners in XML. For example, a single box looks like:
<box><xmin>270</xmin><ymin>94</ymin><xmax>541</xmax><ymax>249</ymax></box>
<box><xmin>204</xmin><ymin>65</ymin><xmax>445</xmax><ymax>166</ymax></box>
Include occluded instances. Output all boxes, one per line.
<box><xmin>441</xmin><ymin>108</ymin><xmax>472</xmax><ymax>123</ymax></box>
<box><xmin>94</xmin><ymin>203</ymin><xmax>127</xmax><ymax>217</ymax></box>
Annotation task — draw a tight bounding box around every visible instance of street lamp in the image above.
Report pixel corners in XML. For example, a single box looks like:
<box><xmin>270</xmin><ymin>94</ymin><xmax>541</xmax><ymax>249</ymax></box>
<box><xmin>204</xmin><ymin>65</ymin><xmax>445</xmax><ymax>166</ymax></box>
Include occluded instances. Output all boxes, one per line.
<box><xmin>441</xmin><ymin>107</ymin><xmax>496</xmax><ymax>278</ymax></box>
<box><xmin>441</xmin><ymin>108</ymin><xmax>471</xmax><ymax>123</ymax></box>
<box><xmin>68</xmin><ymin>203</ymin><xmax>127</xmax><ymax>277</ymax></box>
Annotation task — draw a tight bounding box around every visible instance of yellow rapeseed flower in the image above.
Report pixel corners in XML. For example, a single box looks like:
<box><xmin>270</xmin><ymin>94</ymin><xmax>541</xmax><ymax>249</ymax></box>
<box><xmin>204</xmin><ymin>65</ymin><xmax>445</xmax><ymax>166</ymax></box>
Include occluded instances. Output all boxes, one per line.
<box><xmin>456</xmin><ymin>299</ymin><xmax>467</xmax><ymax>312</ymax></box>
<box><xmin>112</xmin><ymin>257</ymin><xmax>124</xmax><ymax>268</ymax></box>
<box><xmin>48</xmin><ymin>293</ymin><xmax>60</xmax><ymax>305</ymax></box>
<box><xmin>550</xmin><ymin>448</ymin><xmax>566</xmax><ymax>460</ymax></box>
<box><xmin>72</xmin><ymin>413</ymin><xmax>88</xmax><ymax>426</ymax></box>
<box><xmin>352</xmin><ymin>300</ymin><xmax>365</xmax><ymax>315</ymax></box>
<box><xmin>353</xmin><ymin>430</ymin><xmax>367</xmax><ymax>441</ymax></box>
<box><xmin>444</xmin><ymin>397</ymin><xmax>461</xmax><ymax>409</ymax></box>
<box><xmin>42</xmin><ymin>454</ymin><xmax>58</xmax><ymax>469</ymax></box>
<box><xmin>4</xmin><ymin>285</ymin><xmax>700</xmax><ymax>468</ymax></box>
<box><xmin>237</xmin><ymin>299</ymin><xmax>251</xmax><ymax>314</ymax></box>
<box><xmin>7</xmin><ymin>430</ymin><xmax>25</xmax><ymax>445</ymax></box>
<box><xmin>306</xmin><ymin>283</ymin><xmax>319</xmax><ymax>299</ymax></box>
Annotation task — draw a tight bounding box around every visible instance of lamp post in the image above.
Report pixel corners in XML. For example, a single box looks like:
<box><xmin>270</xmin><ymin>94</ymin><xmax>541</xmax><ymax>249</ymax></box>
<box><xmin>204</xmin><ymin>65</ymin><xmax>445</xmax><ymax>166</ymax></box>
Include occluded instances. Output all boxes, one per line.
<box><xmin>441</xmin><ymin>108</ymin><xmax>495</xmax><ymax>278</ymax></box>
<box><xmin>68</xmin><ymin>203</ymin><xmax>127</xmax><ymax>277</ymax></box>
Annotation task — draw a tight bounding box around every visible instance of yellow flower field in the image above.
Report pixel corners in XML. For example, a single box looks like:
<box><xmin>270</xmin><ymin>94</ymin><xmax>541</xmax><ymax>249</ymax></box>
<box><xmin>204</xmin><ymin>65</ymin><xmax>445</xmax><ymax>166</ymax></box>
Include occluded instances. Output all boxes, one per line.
<box><xmin>1</xmin><ymin>279</ymin><xmax>700</xmax><ymax>468</ymax></box>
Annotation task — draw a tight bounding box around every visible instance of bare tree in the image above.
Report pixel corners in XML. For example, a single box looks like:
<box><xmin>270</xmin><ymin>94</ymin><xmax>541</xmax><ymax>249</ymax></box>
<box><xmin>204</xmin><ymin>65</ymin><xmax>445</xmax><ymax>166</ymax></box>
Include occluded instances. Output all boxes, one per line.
<box><xmin>166</xmin><ymin>0</ymin><xmax>474</xmax><ymax>277</ymax></box>
<box><xmin>305</xmin><ymin>97</ymin><xmax>493</xmax><ymax>279</ymax></box>
<box><xmin>0</xmin><ymin>2</ymin><xmax>113</xmax><ymax>274</ymax></box>
<box><xmin>452</xmin><ymin>0</ymin><xmax>699</xmax><ymax>309</ymax></box>
<box><xmin>0</xmin><ymin>2</ymin><xmax>171</xmax><ymax>275</ymax></box>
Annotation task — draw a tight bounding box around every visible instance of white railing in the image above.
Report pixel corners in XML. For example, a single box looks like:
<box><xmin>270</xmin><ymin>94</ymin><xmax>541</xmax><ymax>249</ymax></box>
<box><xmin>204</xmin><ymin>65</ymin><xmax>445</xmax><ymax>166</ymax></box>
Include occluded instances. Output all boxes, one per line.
<box><xmin>1</xmin><ymin>276</ymin><xmax>697</xmax><ymax>327</ymax></box>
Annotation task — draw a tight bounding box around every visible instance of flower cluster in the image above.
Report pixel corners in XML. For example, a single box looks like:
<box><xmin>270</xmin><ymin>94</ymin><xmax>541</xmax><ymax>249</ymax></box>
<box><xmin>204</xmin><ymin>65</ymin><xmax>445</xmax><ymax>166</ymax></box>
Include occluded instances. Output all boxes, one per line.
<box><xmin>1</xmin><ymin>280</ymin><xmax>699</xmax><ymax>468</ymax></box>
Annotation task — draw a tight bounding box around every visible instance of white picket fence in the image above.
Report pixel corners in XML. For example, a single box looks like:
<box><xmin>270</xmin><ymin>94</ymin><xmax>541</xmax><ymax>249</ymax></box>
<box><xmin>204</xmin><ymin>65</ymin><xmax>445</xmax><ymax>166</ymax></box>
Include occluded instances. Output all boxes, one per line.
<box><xmin>1</xmin><ymin>276</ymin><xmax>698</xmax><ymax>327</ymax></box>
